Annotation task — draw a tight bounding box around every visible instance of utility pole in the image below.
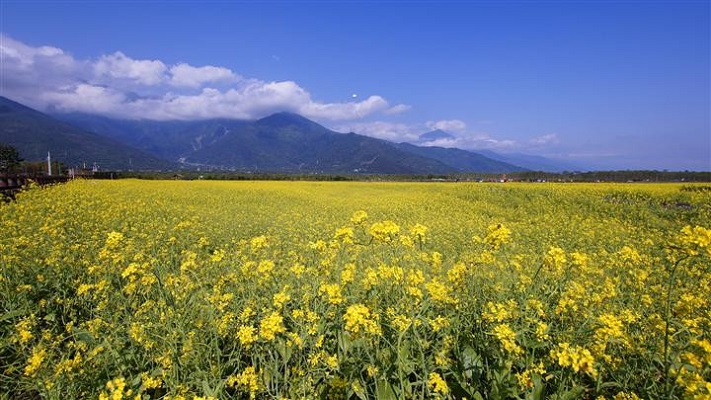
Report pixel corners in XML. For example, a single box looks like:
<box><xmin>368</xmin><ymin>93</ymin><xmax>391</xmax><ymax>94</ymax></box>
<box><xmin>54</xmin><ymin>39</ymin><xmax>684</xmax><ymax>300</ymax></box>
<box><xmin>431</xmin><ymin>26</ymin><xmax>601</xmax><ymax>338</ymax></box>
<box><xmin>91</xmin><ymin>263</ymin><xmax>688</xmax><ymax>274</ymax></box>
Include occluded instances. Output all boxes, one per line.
<box><xmin>47</xmin><ymin>151</ymin><xmax>52</xmax><ymax>176</ymax></box>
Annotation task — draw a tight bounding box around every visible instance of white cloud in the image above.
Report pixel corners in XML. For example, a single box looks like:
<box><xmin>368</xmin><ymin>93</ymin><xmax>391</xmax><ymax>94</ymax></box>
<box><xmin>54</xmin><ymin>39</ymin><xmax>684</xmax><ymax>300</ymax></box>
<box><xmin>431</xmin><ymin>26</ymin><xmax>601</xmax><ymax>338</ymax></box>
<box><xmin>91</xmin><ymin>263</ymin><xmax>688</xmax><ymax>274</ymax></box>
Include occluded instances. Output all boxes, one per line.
<box><xmin>420</xmin><ymin>134</ymin><xmax>518</xmax><ymax>151</ymax></box>
<box><xmin>0</xmin><ymin>35</ymin><xmax>73</xmax><ymax>71</ymax></box>
<box><xmin>529</xmin><ymin>133</ymin><xmax>559</xmax><ymax>146</ymax></box>
<box><xmin>0</xmin><ymin>35</ymin><xmax>551</xmax><ymax>152</ymax></box>
<box><xmin>93</xmin><ymin>51</ymin><xmax>167</xmax><ymax>86</ymax></box>
<box><xmin>418</xmin><ymin>137</ymin><xmax>460</xmax><ymax>147</ymax></box>
<box><xmin>333</xmin><ymin>121</ymin><xmax>421</xmax><ymax>142</ymax></box>
<box><xmin>425</xmin><ymin>119</ymin><xmax>467</xmax><ymax>134</ymax></box>
<box><xmin>417</xmin><ymin>126</ymin><xmax>561</xmax><ymax>153</ymax></box>
<box><xmin>335</xmin><ymin>120</ymin><xmax>521</xmax><ymax>150</ymax></box>
<box><xmin>41</xmin><ymin>84</ymin><xmax>127</xmax><ymax>115</ymax></box>
<box><xmin>0</xmin><ymin>35</ymin><xmax>81</xmax><ymax>108</ymax></box>
<box><xmin>384</xmin><ymin>104</ymin><xmax>412</xmax><ymax>115</ymax></box>
<box><xmin>468</xmin><ymin>135</ymin><xmax>518</xmax><ymax>150</ymax></box>
<box><xmin>169</xmin><ymin>63</ymin><xmax>238</xmax><ymax>88</ymax></box>
<box><xmin>300</xmin><ymin>95</ymin><xmax>390</xmax><ymax>121</ymax></box>
<box><xmin>0</xmin><ymin>35</ymin><xmax>406</xmax><ymax>122</ymax></box>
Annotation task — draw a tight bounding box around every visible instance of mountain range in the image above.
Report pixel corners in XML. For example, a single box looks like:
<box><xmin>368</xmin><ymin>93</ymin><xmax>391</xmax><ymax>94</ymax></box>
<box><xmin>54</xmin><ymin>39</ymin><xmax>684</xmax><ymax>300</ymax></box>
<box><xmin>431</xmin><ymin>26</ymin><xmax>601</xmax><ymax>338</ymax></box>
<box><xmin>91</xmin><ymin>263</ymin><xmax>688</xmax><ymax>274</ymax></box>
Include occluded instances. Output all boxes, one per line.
<box><xmin>0</xmin><ymin>95</ymin><xmax>571</xmax><ymax>174</ymax></box>
<box><xmin>0</xmin><ymin>97</ymin><xmax>172</xmax><ymax>170</ymax></box>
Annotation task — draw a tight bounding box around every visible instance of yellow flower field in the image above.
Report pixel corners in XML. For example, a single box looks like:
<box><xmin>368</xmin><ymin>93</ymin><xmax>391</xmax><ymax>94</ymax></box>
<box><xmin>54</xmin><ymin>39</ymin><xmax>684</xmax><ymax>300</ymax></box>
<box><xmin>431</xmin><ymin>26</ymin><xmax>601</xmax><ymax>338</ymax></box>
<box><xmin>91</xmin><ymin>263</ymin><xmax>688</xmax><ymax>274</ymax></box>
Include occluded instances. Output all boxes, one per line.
<box><xmin>1</xmin><ymin>180</ymin><xmax>709</xmax><ymax>399</ymax></box>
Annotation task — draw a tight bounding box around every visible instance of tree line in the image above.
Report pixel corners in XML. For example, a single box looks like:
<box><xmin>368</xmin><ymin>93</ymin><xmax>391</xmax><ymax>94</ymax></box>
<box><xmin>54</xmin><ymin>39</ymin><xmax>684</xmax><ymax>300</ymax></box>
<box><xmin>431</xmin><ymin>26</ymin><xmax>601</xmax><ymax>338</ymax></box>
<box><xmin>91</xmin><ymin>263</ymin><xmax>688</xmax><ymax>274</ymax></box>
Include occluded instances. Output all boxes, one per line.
<box><xmin>2</xmin><ymin>143</ymin><xmax>709</xmax><ymax>182</ymax></box>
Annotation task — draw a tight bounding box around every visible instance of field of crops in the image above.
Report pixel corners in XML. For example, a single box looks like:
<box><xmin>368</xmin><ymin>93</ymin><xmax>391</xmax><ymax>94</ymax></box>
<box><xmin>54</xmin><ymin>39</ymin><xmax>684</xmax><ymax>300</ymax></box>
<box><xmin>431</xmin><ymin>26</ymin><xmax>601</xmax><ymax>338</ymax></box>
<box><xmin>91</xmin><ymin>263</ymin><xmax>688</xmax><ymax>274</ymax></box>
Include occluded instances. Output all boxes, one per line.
<box><xmin>1</xmin><ymin>179</ymin><xmax>709</xmax><ymax>399</ymax></box>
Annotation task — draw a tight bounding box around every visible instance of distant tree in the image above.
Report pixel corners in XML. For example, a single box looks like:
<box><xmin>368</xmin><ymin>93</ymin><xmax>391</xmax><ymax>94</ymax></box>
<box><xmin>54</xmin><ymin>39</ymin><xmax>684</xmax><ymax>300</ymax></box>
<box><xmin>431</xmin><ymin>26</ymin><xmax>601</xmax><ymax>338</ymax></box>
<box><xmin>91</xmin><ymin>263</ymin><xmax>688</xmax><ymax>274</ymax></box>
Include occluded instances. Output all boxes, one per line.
<box><xmin>0</xmin><ymin>144</ymin><xmax>23</xmax><ymax>173</ymax></box>
<box><xmin>22</xmin><ymin>161</ymin><xmax>47</xmax><ymax>176</ymax></box>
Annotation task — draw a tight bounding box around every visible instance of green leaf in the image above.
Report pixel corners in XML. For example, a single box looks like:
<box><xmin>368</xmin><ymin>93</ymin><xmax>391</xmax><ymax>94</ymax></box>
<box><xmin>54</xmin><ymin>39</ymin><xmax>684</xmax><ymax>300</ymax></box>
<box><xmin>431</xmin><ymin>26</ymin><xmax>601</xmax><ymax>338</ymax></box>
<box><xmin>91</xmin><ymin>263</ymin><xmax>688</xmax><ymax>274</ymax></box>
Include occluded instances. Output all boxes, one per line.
<box><xmin>376</xmin><ymin>379</ymin><xmax>398</xmax><ymax>400</ymax></box>
<box><xmin>531</xmin><ymin>374</ymin><xmax>545</xmax><ymax>400</ymax></box>
<box><xmin>338</xmin><ymin>330</ymin><xmax>351</xmax><ymax>355</ymax></box>
<box><xmin>559</xmin><ymin>385</ymin><xmax>585</xmax><ymax>400</ymax></box>
<box><xmin>598</xmin><ymin>381</ymin><xmax>622</xmax><ymax>390</ymax></box>
<box><xmin>131</xmin><ymin>374</ymin><xmax>142</xmax><ymax>387</ymax></box>
<box><xmin>349</xmin><ymin>379</ymin><xmax>368</xmax><ymax>400</ymax></box>
<box><xmin>201</xmin><ymin>380</ymin><xmax>215</xmax><ymax>396</ymax></box>
<box><xmin>462</xmin><ymin>345</ymin><xmax>481</xmax><ymax>371</ymax></box>
<box><xmin>0</xmin><ymin>309</ymin><xmax>25</xmax><ymax>323</ymax></box>
<box><xmin>71</xmin><ymin>327</ymin><xmax>95</xmax><ymax>344</ymax></box>
<box><xmin>276</xmin><ymin>339</ymin><xmax>293</xmax><ymax>363</ymax></box>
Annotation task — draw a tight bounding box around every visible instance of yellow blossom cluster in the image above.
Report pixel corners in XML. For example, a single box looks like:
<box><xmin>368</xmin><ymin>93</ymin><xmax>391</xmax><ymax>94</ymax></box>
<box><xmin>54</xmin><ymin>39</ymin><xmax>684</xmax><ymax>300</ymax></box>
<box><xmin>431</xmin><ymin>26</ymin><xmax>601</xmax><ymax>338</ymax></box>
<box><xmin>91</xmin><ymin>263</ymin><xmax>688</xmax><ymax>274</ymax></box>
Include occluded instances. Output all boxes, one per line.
<box><xmin>343</xmin><ymin>303</ymin><xmax>381</xmax><ymax>337</ymax></box>
<box><xmin>551</xmin><ymin>342</ymin><xmax>598</xmax><ymax>378</ymax></box>
<box><xmin>1</xmin><ymin>179</ymin><xmax>709</xmax><ymax>399</ymax></box>
<box><xmin>368</xmin><ymin>220</ymin><xmax>401</xmax><ymax>243</ymax></box>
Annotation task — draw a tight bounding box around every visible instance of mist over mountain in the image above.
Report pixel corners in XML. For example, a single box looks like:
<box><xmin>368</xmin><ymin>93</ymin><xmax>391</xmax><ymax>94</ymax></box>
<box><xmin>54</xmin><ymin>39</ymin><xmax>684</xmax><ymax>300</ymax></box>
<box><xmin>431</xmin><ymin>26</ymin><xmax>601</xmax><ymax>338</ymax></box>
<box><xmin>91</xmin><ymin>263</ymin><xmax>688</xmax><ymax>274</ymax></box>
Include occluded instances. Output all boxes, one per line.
<box><xmin>48</xmin><ymin>102</ymin><xmax>528</xmax><ymax>174</ymax></box>
<box><xmin>476</xmin><ymin>149</ymin><xmax>587</xmax><ymax>173</ymax></box>
<box><xmin>413</xmin><ymin>129</ymin><xmax>582</xmax><ymax>172</ymax></box>
<box><xmin>0</xmin><ymin>96</ymin><xmax>556</xmax><ymax>174</ymax></box>
<box><xmin>417</xmin><ymin>129</ymin><xmax>456</xmax><ymax>143</ymax></box>
<box><xmin>396</xmin><ymin>143</ymin><xmax>527</xmax><ymax>173</ymax></box>
<box><xmin>0</xmin><ymin>96</ymin><xmax>174</xmax><ymax>171</ymax></box>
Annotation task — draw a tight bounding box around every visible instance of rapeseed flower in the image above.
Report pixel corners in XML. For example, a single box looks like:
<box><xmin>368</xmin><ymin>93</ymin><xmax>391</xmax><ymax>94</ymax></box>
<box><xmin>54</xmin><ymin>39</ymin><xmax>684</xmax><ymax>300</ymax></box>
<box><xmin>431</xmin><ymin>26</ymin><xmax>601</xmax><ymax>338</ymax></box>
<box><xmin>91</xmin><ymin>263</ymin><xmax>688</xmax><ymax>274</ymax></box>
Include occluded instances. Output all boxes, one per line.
<box><xmin>15</xmin><ymin>317</ymin><xmax>35</xmax><ymax>345</ymax></box>
<box><xmin>343</xmin><ymin>303</ymin><xmax>381</xmax><ymax>337</ymax></box>
<box><xmin>340</xmin><ymin>263</ymin><xmax>356</xmax><ymax>284</ymax></box>
<box><xmin>447</xmin><ymin>262</ymin><xmax>468</xmax><ymax>286</ymax></box>
<box><xmin>516</xmin><ymin>362</ymin><xmax>546</xmax><ymax>390</ymax></box>
<box><xmin>227</xmin><ymin>366</ymin><xmax>260</xmax><ymax>399</ymax></box>
<box><xmin>24</xmin><ymin>346</ymin><xmax>46</xmax><ymax>377</ymax></box>
<box><xmin>481</xmin><ymin>224</ymin><xmax>511</xmax><ymax>250</ymax></box>
<box><xmin>425</xmin><ymin>278</ymin><xmax>457</xmax><ymax>305</ymax></box>
<box><xmin>237</xmin><ymin>325</ymin><xmax>257</xmax><ymax>348</ymax></box>
<box><xmin>595</xmin><ymin>313</ymin><xmax>628</xmax><ymax>348</ymax></box>
<box><xmin>257</xmin><ymin>260</ymin><xmax>275</xmax><ymax>276</ymax></box>
<box><xmin>104</xmin><ymin>231</ymin><xmax>124</xmax><ymax>248</ymax></box>
<box><xmin>390</xmin><ymin>312</ymin><xmax>412</xmax><ymax>332</ymax></box>
<box><xmin>678</xmin><ymin>225</ymin><xmax>711</xmax><ymax>255</ymax></box>
<box><xmin>410</xmin><ymin>223</ymin><xmax>428</xmax><ymax>242</ymax></box>
<box><xmin>319</xmin><ymin>283</ymin><xmax>344</xmax><ymax>305</ymax></box>
<box><xmin>290</xmin><ymin>262</ymin><xmax>306</xmax><ymax>277</ymax></box>
<box><xmin>429</xmin><ymin>316</ymin><xmax>450</xmax><ymax>332</ymax></box>
<box><xmin>140</xmin><ymin>372</ymin><xmax>162</xmax><ymax>390</ymax></box>
<box><xmin>483</xmin><ymin>300</ymin><xmax>518</xmax><ymax>323</ymax></box>
<box><xmin>259</xmin><ymin>311</ymin><xmax>285</xmax><ymax>341</ymax></box>
<box><xmin>334</xmin><ymin>226</ymin><xmax>354</xmax><ymax>244</ymax></box>
<box><xmin>350</xmin><ymin>210</ymin><xmax>368</xmax><ymax>225</ymax></box>
<box><xmin>551</xmin><ymin>343</ymin><xmax>597</xmax><ymax>378</ymax></box>
<box><xmin>3</xmin><ymin>180</ymin><xmax>707</xmax><ymax>398</ymax></box>
<box><xmin>250</xmin><ymin>235</ymin><xmax>269</xmax><ymax>251</ymax></box>
<box><xmin>99</xmin><ymin>376</ymin><xmax>133</xmax><ymax>400</ymax></box>
<box><xmin>428</xmin><ymin>372</ymin><xmax>449</xmax><ymax>395</ymax></box>
<box><xmin>492</xmin><ymin>324</ymin><xmax>523</xmax><ymax>356</ymax></box>
<box><xmin>545</xmin><ymin>247</ymin><xmax>567</xmax><ymax>274</ymax></box>
<box><xmin>273</xmin><ymin>286</ymin><xmax>291</xmax><ymax>309</ymax></box>
<box><xmin>612</xmin><ymin>392</ymin><xmax>641</xmax><ymax>400</ymax></box>
<box><xmin>210</xmin><ymin>248</ymin><xmax>225</xmax><ymax>262</ymax></box>
<box><xmin>368</xmin><ymin>220</ymin><xmax>400</xmax><ymax>243</ymax></box>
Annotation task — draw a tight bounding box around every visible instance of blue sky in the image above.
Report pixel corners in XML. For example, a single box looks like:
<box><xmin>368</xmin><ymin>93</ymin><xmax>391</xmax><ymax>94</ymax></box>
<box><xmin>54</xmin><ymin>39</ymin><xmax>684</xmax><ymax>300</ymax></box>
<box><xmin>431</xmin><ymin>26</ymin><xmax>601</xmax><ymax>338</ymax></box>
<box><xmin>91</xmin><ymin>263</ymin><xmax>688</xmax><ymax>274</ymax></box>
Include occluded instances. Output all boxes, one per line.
<box><xmin>1</xmin><ymin>1</ymin><xmax>709</xmax><ymax>170</ymax></box>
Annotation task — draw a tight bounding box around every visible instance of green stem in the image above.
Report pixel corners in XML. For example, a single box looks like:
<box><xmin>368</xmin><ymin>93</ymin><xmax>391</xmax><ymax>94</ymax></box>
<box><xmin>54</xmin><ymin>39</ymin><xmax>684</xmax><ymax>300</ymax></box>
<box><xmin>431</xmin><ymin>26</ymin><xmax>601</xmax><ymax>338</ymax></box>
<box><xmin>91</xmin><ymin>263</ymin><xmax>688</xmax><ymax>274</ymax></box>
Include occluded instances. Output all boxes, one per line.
<box><xmin>663</xmin><ymin>256</ymin><xmax>686</xmax><ymax>398</ymax></box>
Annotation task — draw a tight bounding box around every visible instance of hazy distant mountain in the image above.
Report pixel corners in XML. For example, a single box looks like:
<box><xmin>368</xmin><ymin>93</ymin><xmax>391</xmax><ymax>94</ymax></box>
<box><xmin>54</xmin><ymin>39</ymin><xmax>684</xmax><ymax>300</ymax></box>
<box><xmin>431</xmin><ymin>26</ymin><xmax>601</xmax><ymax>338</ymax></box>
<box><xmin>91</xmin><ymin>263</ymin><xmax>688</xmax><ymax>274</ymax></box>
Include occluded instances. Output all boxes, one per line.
<box><xmin>397</xmin><ymin>143</ymin><xmax>526</xmax><ymax>173</ymax></box>
<box><xmin>476</xmin><ymin>149</ymin><xmax>586</xmax><ymax>172</ymax></box>
<box><xmin>0</xmin><ymin>96</ymin><xmax>174</xmax><ymax>170</ymax></box>
<box><xmin>418</xmin><ymin>129</ymin><xmax>455</xmax><ymax>143</ymax></box>
<box><xmin>57</xmin><ymin>113</ymin><xmax>252</xmax><ymax>162</ymax></box>
<box><xmin>58</xmin><ymin>112</ymin><xmax>450</xmax><ymax>173</ymax></box>
<box><xmin>57</xmin><ymin>109</ymin><xmax>525</xmax><ymax>174</ymax></box>
<box><xmin>0</xmin><ymin>96</ymin><xmax>528</xmax><ymax>174</ymax></box>
<box><xmin>414</xmin><ymin>129</ymin><xmax>582</xmax><ymax>172</ymax></box>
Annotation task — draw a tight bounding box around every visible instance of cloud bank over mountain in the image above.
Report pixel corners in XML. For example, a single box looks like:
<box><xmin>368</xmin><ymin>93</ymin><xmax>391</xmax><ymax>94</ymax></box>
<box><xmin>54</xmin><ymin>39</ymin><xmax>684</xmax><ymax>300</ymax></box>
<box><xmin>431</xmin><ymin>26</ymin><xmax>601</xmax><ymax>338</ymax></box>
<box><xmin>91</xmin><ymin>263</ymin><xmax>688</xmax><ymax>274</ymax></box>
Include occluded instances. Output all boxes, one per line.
<box><xmin>334</xmin><ymin>120</ymin><xmax>526</xmax><ymax>152</ymax></box>
<box><xmin>0</xmin><ymin>34</ymin><xmax>408</xmax><ymax>122</ymax></box>
<box><xmin>0</xmin><ymin>34</ymin><xmax>555</xmax><ymax>155</ymax></box>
